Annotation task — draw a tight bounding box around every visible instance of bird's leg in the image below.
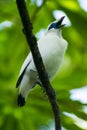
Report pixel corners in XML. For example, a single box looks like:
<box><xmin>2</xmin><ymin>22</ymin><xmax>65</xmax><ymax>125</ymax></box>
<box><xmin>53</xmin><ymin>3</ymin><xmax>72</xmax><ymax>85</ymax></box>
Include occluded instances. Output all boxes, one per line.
<box><xmin>37</xmin><ymin>82</ymin><xmax>47</xmax><ymax>99</ymax></box>
<box><xmin>36</xmin><ymin>81</ymin><xmax>42</xmax><ymax>86</ymax></box>
<box><xmin>30</xmin><ymin>69</ymin><xmax>49</xmax><ymax>98</ymax></box>
<box><xmin>41</xmin><ymin>86</ymin><xmax>47</xmax><ymax>99</ymax></box>
<box><xmin>38</xmin><ymin>75</ymin><xmax>51</xmax><ymax>98</ymax></box>
<box><xmin>35</xmin><ymin>75</ymin><xmax>47</xmax><ymax>98</ymax></box>
<box><xmin>41</xmin><ymin>74</ymin><xmax>51</xmax><ymax>98</ymax></box>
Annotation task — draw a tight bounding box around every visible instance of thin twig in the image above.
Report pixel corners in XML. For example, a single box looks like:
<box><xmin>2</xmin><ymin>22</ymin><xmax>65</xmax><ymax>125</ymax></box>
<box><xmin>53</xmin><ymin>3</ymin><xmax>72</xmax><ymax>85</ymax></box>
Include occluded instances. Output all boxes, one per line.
<box><xmin>16</xmin><ymin>0</ymin><xmax>61</xmax><ymax>130</ymax></box>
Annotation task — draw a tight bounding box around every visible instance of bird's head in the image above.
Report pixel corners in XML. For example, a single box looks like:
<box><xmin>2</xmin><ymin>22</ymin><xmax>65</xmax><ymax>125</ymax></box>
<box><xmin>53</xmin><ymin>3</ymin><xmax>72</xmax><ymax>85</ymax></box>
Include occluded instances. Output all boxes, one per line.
<box><xmin>47</xmin><ymin>16</ymin><xmax>65</xmax><ymax>32</ymax></box>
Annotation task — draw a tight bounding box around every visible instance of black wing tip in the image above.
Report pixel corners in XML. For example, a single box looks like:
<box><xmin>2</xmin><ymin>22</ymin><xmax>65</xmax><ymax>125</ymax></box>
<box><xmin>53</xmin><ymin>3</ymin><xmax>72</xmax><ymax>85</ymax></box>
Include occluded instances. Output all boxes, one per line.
<box><xmin>16</xmin><ymin>81</ymin><xmax>19</xmax><ymax>88</ymax></box>
<box><xmin>16</xmin><ymin>60</ymin><xmax>32</xmax><ymax>88</ymax></box>
<box><xmin>17</xmin><ymin>94</ymin><xmax>25</xmax><ymax>107</ymax></box>
<box><xmin>16</xmin><ymin>76</ymin><xmax>21</xmax><ymax>88</ymax></box>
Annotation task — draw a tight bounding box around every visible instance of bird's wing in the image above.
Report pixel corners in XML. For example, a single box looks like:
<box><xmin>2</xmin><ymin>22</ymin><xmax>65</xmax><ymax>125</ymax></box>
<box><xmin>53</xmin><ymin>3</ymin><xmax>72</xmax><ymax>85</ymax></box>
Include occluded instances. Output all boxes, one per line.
<box><xmin>16</xmin><ymin>60</ymin><xmax>31</xmax><ymax>88</ymax></box>
<box><xmin>16</xmin><ymin>53</ymin><xmax>32</xmax><ymax>88</ymax></box>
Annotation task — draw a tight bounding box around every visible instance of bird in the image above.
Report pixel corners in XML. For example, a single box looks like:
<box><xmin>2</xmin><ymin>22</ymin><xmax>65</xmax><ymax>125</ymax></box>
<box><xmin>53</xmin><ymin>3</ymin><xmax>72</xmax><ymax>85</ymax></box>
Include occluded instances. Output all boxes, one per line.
<box><xmin>16</xmin><ymin>16</ymin><xmax>68</xmax><ymax>107</ymax></box>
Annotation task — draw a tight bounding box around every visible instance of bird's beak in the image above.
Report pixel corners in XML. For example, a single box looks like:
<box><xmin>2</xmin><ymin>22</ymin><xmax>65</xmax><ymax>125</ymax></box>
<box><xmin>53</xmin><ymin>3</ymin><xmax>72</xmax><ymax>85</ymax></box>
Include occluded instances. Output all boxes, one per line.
<box><xmin>56</xmin><ymin>16</ymin><xmax>65</xmax><ymax>29</ymax></box>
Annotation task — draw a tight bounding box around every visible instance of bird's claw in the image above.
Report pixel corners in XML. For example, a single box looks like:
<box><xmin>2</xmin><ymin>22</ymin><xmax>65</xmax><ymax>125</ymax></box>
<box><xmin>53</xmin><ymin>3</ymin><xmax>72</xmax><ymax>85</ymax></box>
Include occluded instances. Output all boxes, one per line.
<box><xmin>41</xmin><ymin>87</ymin><xmax>47</xmax><ymax>99</ymax></box>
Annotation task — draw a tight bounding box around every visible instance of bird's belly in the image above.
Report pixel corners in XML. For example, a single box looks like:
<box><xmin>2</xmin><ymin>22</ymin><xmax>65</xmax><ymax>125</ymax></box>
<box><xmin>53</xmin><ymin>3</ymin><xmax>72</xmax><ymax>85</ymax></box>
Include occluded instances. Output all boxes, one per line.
<box><xmin>44</xmin><ymin>52</ymin><xmax>63</xmax><ymax>79</ymax></box>
<box><xmin>38</xmin><ymin>39</ymin><xmax>65</xmax><ymax>79</ymax></box>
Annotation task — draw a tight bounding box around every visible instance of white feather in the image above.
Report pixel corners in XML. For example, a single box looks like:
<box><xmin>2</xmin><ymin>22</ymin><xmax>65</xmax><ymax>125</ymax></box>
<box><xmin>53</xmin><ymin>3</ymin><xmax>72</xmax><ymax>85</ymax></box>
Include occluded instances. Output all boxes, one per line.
<box><xmin>18</xmin><ymin>28</ymin><xmax>68</xmax><ymax>99</ymax></box>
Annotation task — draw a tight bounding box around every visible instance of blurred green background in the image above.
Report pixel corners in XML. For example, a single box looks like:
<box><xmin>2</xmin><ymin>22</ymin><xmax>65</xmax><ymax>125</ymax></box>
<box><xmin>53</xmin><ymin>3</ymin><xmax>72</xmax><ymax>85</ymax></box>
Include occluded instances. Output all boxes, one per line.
<box><xmin>0</xmin><ymin>0</ymin><xmax>87</xmax><ymax>130</ymax></box>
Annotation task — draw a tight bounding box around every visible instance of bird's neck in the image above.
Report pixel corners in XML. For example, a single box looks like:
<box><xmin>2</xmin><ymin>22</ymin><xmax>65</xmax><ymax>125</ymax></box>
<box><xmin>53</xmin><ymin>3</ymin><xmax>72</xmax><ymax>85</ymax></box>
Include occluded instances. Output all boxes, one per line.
<box><xmin>46</xmin><ymin>29</ymin><xmax>62</xmax><ymax>38</ymax></box>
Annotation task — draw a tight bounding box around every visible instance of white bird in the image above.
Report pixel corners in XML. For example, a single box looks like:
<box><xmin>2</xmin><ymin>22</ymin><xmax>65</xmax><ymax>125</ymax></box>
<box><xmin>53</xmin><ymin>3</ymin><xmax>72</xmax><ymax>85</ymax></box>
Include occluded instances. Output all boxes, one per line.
<box><xmin>16</xmin><ymin>16</ymin><xmax>68</xmax><ymax>107</ymax></box>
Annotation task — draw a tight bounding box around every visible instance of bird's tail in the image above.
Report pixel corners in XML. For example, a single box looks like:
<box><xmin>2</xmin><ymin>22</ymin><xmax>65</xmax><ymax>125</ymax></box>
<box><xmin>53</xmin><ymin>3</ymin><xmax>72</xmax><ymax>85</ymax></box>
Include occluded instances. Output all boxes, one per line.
<box><xmin>17</xmin><ymin>76</ymin><xmax>35</xmax><ymax>107</ymax></box>
<box><xmin>17</xmin><ymin>94</ymin><xmax>25</xmax><ymax>107</ymax></box>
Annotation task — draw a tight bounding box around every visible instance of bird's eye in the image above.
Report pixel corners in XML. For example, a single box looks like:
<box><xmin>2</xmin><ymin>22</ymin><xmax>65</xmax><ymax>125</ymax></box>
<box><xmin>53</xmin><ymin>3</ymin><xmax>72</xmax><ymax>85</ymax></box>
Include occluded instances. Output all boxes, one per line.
<box><xmin>48</xmin><ymin>23</ymin><xmax>56</xmax><ymax>30</ymax></box>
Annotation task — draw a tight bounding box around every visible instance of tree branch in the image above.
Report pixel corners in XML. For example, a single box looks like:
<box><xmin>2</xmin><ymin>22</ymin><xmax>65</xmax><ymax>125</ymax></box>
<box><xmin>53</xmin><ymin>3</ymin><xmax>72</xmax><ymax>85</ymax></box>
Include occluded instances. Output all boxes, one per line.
<box><xmin>16</xmin><ymin>0</ymin><xmax>61</xmax><ymax>130</ymax></box>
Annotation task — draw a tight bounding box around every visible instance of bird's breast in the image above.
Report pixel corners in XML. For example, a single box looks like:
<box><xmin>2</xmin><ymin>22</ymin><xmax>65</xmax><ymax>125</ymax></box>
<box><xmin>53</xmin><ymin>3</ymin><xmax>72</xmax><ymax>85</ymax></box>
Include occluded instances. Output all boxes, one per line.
<box><xmin>38</xmin><ymin>35</ymin><xmax>67</xmax><ymax>79</ymax></box>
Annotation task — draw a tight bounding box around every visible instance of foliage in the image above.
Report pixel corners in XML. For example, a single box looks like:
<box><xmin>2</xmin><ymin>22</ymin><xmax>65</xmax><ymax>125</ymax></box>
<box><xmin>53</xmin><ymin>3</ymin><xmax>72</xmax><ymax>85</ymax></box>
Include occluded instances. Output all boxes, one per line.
<box><xmin>0</xmin><ymin>0</ymin><xmax>87</xmax><ymax>130</ymax></box>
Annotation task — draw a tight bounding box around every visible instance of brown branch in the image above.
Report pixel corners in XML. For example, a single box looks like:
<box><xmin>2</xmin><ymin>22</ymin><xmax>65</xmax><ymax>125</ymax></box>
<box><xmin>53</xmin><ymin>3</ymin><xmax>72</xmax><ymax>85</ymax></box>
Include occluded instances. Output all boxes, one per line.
<box><xmin>16</xmin><ymin>0</ymin><xmax>61</xmax><ymax>130</ymax></box>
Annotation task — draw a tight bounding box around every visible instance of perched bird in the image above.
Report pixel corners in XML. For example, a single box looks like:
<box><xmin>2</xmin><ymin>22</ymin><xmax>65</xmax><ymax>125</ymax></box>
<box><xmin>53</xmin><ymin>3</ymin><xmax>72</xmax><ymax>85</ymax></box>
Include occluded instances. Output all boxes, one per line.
<box><xmin>16</xmin><ymin>16</ymin><xmax>68</xmax><ymax>107</ymax></box>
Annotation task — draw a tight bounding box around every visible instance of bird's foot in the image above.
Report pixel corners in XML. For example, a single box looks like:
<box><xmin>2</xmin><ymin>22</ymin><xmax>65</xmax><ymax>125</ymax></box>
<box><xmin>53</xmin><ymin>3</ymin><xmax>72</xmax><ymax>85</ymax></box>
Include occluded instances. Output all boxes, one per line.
<box><xmin>41</xmin><ymin>87</ymin><xmax>47</xmax><ymax>99</ymax></box>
